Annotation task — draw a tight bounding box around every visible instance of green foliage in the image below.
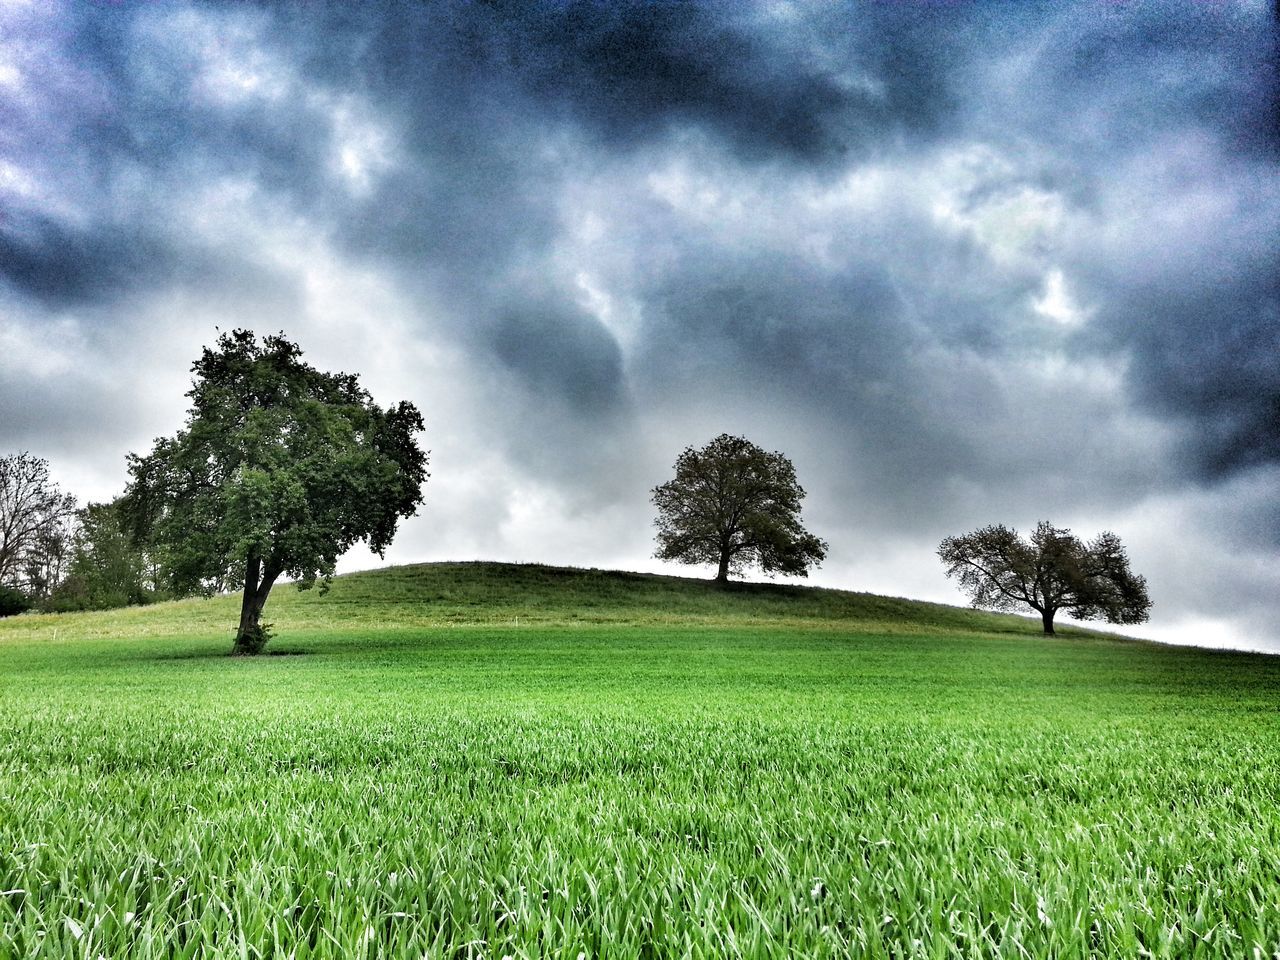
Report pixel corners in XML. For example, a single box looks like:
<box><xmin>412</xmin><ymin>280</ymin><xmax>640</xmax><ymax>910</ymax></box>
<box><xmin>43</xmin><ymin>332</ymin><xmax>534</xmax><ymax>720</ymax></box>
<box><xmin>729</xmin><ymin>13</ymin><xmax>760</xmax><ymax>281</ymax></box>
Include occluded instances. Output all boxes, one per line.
<box><xmin>123</xmin><ymin>329</ymin><xmax>428</xmax><ymax>652</ymax></box>
<box><xmin>939</xmin><ymin>520</ymin><xmax>1152</xmax><ymax>634</ymax></box>
<box><xmin>47</xmin><ymin>499</ymin><xmax>164</xmax><ymax>612</ymax></box>
<box><xmin>0</xmin><ymin>585</ymin><xmax>30</xmax><ymax>617</ymax></box>
<box><xmin>0</xmin><ymin>563</ymin><xmax>1277</xmax><ymax>957</ymax></box>
<box><xmin>231</xmin><ymin>619</ymin><xmax>272</xmax><ymax>656</ymax></box>
<box><xmin>653</xmin><ymin>434</ymin><xmax>827</xmax><ymax>581</ymax></box>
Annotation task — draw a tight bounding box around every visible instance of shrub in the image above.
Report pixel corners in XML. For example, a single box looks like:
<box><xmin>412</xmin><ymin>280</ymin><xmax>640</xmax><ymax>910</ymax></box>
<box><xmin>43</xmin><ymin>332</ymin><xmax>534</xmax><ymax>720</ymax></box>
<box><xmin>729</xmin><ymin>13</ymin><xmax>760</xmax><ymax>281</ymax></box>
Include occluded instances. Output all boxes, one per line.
<box><xmin>0</xmin><ymin>585</ymin><xmax>32</xmax><ymax>617</ymax></box>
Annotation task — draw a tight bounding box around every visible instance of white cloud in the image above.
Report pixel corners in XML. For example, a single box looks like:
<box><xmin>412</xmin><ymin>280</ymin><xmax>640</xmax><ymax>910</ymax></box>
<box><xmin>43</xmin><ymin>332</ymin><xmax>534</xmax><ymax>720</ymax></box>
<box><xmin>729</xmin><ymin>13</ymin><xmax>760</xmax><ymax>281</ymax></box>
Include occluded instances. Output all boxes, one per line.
<box><xmin>928</xmin><ymin>144</ymin><xmax>1067</xmax><ymax>266</ymax></box>
<box><xmin>1032</xmin><ymin>269</ymin><xmax>1088</xmax><ymax>326</ymax></box>
<box><xmin>153</xmin><ymin>8</ymin><xmax>293</xmax><ymax>107</ymax></box>
<box><xmin>328</xmin><ymin>97</ymin><xmax>397</xmax><ymax>195</ymax></box>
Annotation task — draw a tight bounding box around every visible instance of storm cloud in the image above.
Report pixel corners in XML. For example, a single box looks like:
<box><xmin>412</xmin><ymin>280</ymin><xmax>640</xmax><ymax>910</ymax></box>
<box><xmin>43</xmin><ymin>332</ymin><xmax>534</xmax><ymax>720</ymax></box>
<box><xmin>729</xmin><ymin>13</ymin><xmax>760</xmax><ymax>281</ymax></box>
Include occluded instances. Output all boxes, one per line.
<box><xmin>1</xmin><ymin>0</ymin><xmax>1276</xmax><ymax>649</ymax></box>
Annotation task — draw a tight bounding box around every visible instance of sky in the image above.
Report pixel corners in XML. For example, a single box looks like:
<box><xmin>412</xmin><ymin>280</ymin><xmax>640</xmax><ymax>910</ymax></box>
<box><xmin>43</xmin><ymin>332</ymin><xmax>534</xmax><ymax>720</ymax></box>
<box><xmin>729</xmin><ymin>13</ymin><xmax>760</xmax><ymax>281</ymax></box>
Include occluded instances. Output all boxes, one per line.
<box><xmin>1</xmin><ymin>0</ymin><xmax>1277</xmax><ymax>650</ymax></box>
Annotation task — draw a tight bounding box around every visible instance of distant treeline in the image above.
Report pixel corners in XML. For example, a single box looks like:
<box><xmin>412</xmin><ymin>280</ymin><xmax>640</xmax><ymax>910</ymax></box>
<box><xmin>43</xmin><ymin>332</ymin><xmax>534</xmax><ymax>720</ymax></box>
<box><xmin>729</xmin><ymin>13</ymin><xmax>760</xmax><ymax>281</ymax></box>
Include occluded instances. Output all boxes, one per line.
<box><xmin>0</xmin><ymin>453</ymin><xmax>176</xmax><ymax>616</ymax></box>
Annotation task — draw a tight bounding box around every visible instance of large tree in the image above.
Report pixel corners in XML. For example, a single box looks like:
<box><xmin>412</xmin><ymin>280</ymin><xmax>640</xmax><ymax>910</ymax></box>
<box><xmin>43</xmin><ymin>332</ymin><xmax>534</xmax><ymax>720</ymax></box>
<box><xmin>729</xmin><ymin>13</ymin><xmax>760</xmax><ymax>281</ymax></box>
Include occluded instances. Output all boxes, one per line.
<box><xmin>0</xmin><ymin>452</ymin><xmax>77</xmax><ymax>595</ymax></box>
<box><xmin>938</xmin><ymin>521</ymin><xmax>1151</xmax><ymax>635</ymax></box>
<box><xmin>652</xmin><ymin>434</ymin><xmax>827</xmax><ymax>583</ymax></box>
<box><xmin>123</xmin><ymin>330</ymin><xmax>429</xmax><ymax>654</ymax></box>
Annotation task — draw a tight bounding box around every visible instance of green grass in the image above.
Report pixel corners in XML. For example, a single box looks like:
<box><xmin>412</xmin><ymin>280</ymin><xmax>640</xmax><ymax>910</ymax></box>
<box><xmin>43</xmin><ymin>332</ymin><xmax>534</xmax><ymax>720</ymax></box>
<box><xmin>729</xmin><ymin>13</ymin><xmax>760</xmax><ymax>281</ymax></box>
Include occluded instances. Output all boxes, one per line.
<box><xmin>1</xmin><ymin>562</ymin><xmax>1278</xmax><ymax>958</ymax></box>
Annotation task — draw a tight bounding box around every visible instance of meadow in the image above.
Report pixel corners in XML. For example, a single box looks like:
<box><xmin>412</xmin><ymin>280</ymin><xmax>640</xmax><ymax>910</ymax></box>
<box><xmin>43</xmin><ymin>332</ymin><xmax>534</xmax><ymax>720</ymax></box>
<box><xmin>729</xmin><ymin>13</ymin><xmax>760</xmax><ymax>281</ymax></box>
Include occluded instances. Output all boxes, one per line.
<box><xmin>1</xmin><ymin>562</ymin><xmax>1278</xmax><ymax>958</ymax></box>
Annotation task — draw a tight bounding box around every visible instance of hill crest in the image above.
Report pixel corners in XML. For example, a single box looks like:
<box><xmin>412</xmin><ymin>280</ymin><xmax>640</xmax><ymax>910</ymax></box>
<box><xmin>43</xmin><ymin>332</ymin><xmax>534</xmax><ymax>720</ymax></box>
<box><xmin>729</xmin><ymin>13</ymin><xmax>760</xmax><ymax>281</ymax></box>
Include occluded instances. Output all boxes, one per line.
<box><xmin>2</xmin><ymin>560</ymin><xmax>1133</xmax><ymax>645</ymax></box>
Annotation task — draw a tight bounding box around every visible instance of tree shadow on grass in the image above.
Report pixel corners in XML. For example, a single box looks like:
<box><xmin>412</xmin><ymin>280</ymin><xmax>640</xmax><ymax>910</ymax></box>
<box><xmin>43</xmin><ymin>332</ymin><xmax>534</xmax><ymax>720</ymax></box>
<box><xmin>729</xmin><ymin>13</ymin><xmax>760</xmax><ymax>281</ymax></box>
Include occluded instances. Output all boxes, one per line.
<box><xmin>148</xmin><ymin>647</ymin><xmax>314</xmax><ymax>661</ymax></box>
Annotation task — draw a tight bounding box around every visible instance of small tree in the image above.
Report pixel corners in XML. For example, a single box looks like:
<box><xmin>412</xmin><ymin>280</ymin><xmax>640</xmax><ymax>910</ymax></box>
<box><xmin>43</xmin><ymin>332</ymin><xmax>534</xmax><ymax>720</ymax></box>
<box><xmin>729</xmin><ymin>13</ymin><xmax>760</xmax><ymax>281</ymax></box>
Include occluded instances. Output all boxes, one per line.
<box><xmin>21</xmin><ymin>511</ymin><xmax>78</xmax><ymax>603</ymax></box>
<box><xmin>938</xmin><ymin>521</ymin><xmax>1151</xmax><ymax>635</ymax></box>
<box><xmin>123</xmin><ymin>330</ymin><xmax>429</xmax><ymax>654</ymax></box>
<box><xmin>652</xmin><ymin>434</ymin><xmax>827</xmax><ymax>583</ymax></box>
<box><xmin>0</xmin><ymin>452</ymin><xmax>77</xmax><ymax>594</ymax></box>
<box><xmin>50</xmin><ymin>498</ymin><xmax>162</xmax><ymax>611</ymax></box>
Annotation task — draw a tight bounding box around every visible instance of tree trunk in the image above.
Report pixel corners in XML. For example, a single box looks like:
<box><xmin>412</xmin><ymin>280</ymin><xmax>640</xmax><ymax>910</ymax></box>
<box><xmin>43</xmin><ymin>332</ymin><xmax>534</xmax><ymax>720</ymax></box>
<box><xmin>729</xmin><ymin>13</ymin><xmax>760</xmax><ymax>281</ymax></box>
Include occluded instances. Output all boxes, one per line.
<box><xmin>233</xmin><ymin>553</ymin><xmax>281</xmax><ymax>655</ymax></box>
<box><xmin>715</xmin><ymin>552</ymin><xmax>730</xmax><ymax>584</ymax></box>
<box><xmin>1041</xmin><ymin>608</ymin><xmax>1056</xmax><ymax>635</ymax></box>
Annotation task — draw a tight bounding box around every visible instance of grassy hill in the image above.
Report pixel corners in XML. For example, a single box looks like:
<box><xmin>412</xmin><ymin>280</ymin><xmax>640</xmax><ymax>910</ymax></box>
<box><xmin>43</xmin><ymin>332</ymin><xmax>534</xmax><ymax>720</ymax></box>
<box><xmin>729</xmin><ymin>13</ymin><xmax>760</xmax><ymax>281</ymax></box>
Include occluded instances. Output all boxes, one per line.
<box><xmin>1</xmin><ymin>559</ymin><xmax>1142</xmax><ymax>642</ymax></box>
<box><xmin>2</xmin><ymin>563</ymin><xmax>1278</xmax><ymax>958</ymax></box>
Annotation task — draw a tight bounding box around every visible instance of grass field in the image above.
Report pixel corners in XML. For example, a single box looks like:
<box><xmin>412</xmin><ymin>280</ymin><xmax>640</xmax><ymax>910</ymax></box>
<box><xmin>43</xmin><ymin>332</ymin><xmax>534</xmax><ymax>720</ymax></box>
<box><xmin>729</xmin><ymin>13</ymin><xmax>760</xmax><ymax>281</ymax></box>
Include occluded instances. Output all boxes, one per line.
<box><xmin>2</xmin><ymin>562</ymin><xmax>1279</xmax><ymax>958</ymax></box>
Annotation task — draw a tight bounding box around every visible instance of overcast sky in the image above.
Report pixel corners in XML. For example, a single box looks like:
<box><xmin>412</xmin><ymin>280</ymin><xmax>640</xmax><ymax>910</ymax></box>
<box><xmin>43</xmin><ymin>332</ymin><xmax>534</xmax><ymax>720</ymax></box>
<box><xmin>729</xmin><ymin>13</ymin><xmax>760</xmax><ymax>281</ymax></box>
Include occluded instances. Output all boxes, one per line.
<box><xmin>2</xmin><ymin>0</ymin><xmax>1277</xmax><ymax>650</ymax></box>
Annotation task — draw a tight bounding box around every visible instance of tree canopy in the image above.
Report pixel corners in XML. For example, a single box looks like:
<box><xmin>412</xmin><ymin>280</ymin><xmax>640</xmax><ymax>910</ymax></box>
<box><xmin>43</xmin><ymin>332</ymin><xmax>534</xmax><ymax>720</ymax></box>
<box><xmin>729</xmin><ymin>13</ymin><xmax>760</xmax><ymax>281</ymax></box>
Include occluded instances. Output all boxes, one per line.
<box><xmin>123</xmin><ymin>330</ymin><xmax>428</xmax><ymax>654</ymax></box>
<box><xmin>938</xmin><ymin>521</ymin><xmax>1151</xmax><ymax>635</ymax></box>
<box><xmin>652</xmin><ymin>434</ymin><xmax>827</xmax><ymax>583</ymax></box>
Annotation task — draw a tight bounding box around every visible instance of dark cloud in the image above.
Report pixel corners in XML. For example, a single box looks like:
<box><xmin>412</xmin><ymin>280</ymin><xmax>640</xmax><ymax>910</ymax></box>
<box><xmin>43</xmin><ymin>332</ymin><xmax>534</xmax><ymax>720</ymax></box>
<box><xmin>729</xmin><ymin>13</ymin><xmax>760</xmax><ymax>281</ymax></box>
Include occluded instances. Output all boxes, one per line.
<box><xmin>489</xmin><ymin>0</ymin><xmax>857</xmax><ymax>161</ymax></box>
<box><xmin>1117</xmin><ymin>266</ymin><xmax>1279</xmax><ymax>481</ymax></box>
<box><xmin>0</xmin><ymin>211</ymin><xmax>169</xmax><ymax>307</ymax></box>
<box><xmin>492</xmin><ymin>299</ymin><xmax>626</xmax><ymax>413</ymax></box>
<box><xmin>1051</xmin><ymin>3</ymin><xmax>1279</xmax><ymax>158</ymax></box>
<box><xmin>282</xmin><ymin>0</ymin><xmax>962</xmax><ymax>164</ymax></box>
<box><xmin>0</xmin><ymin>203</ymin><xmax>299</xmax><ymax>313</ymax></box>
<box><xmin>1063</xmin><ymin>147</ymin><xmax>1280</xmax><ymax>485</ymax></box>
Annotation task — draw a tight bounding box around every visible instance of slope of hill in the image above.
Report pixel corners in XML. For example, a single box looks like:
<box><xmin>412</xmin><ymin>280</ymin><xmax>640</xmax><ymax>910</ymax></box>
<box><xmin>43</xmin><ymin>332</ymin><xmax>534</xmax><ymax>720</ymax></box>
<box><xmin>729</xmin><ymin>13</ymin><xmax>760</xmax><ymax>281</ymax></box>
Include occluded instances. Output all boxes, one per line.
<box><xmin>2</xmin><ymin>562</ymin><xmax>1278</xmax><ymax>957</ymax></box>
<box><xmin>3</xmin><ymin>559</ymin><xmax>1130</xmax><ymax>644</ymax></box>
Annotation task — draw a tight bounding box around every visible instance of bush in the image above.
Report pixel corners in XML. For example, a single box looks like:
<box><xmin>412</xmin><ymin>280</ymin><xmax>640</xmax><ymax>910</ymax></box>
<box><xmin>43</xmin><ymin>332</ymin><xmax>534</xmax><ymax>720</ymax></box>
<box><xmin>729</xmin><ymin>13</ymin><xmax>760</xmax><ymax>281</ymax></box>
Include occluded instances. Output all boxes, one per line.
<box><xmin>0</xmin><ymin>586</ymin><xmax>32</xmax><ymax>617</ymax></box>
<box><xmin>42</xmin><ymin>573</ymin><xmax>166</xmax><ymax>613</ymax></box>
